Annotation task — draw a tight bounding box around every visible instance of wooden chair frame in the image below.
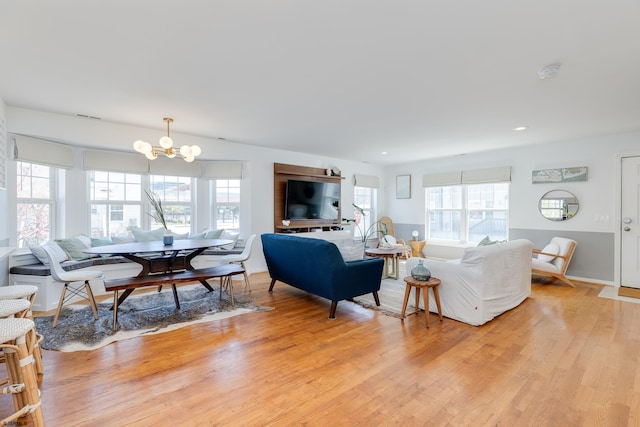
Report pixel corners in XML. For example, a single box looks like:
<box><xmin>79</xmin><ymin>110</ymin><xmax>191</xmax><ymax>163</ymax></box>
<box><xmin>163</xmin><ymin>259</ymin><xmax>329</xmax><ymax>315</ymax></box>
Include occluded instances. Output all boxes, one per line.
<box><xmin>532</xmin><ymin>240</ymin><xmax>577</xmax><ymax>287</ymax></box>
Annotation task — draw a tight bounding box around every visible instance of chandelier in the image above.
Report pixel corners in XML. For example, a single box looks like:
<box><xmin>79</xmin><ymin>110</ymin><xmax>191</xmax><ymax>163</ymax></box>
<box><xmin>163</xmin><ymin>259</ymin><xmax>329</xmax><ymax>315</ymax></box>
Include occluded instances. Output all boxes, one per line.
<box><xmin>133</xmin><ymin>117</ymin><xmax>202</xmax><ymax>162</ymax></box>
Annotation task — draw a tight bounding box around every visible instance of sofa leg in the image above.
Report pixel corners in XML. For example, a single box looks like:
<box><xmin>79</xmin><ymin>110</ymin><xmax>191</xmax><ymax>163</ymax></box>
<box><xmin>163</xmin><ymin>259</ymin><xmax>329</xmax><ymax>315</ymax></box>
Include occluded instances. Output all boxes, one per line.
<box><xmin>268</xmin><ymin>279</ymin><xmax>276</xmax><ymax>292</ymax></box>
<box><xmin>372</xmin><ymin>291</ymin><xmax>380</xmax><ymax>306</ymax></box>
<box><xmin>329</xmin><ymin>301</ymin><xmax>338</xmax><ymax>319</ymax></box>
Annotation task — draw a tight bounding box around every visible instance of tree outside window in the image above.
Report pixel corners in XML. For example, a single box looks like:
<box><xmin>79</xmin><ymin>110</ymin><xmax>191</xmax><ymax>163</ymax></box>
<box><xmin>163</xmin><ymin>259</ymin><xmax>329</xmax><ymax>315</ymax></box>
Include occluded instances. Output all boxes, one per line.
<box><xmin>16</xmin><ymin>161</ymin><xmax>53</xmax><ymax>247</ymax></box>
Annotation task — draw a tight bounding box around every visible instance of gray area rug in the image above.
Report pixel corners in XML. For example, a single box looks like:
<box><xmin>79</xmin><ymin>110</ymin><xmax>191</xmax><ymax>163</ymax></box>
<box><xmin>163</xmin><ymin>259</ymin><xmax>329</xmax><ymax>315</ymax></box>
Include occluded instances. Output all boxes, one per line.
<box><xmin>35</xmin><ymin>283</ymin><xmax>273</xmax><ymax>352</ymax></box>
<box><xmin>353</xmin><ymin>262</ymin><xmax>412</xmax><ymax>318</ymax></box>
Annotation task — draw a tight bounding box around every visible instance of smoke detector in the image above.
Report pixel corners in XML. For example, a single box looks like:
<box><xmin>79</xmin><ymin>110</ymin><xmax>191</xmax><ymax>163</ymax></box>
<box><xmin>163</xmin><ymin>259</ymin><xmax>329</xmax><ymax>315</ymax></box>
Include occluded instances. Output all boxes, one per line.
<box><xmin>538</xmin><ymin>64</ymin><xmax>561</xmax><ymax>80</ymax></box>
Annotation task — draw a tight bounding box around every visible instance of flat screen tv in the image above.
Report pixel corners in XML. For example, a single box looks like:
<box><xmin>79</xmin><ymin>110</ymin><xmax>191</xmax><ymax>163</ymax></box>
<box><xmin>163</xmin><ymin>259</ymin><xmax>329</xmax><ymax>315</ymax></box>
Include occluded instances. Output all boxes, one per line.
<box><xmin>285</xmin><ymin>179</ymin><xmax>340</xmax><ymax>221</ymax></box>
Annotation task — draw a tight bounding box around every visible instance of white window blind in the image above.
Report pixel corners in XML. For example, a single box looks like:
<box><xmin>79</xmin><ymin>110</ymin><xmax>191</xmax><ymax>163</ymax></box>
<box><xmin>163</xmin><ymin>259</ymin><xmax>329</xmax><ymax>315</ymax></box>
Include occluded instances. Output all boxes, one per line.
<box><xmin>353</xmin><ymin>174</ymin><xmax>380</xmax><ymax>188</ymax></box>
<box><xmin>424</xmin><ymin>167</ymin><xmax>511</xmax><ymax>187</ymax></box>
<box><xmin>83</xmin><ymin>149</ymin><xmax>149</xmax><ymax>174</ymax></box>
<box><xmin>148</xmin><ymin>156</ymin><xmax>202</xmax><ymax>177</ymax></box>
<box><xmin>10</xmin><ymin>134</ymin><xmax>74</xmax><ymax>169</ymax></box>
<box><xmin>202</xmin><ymin>162</ymin><xmax>243</xmax><ymax>179</ymax></box>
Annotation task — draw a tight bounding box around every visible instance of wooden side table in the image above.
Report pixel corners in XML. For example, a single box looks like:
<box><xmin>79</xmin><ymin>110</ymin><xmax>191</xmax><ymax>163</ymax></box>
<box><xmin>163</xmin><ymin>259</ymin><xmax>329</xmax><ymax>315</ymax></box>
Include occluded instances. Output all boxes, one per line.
<box><xmin>401</xmin><ymin>276</ymin><xmax>443</xmax><ymax>328</ymax></box>
<box><xmin>408</xmin><ymin>240</ymin><xmax>426</xmax><ymax>257</ymax></box>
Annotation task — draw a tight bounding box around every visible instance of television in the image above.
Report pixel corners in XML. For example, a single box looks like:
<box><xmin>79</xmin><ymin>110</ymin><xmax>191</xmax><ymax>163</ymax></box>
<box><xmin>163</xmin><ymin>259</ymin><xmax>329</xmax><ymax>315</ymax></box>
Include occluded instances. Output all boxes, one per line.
<box><xmin>285</xmin><ymin>179</ymin><xmax>340</xmax><ymax>221</ymax></box>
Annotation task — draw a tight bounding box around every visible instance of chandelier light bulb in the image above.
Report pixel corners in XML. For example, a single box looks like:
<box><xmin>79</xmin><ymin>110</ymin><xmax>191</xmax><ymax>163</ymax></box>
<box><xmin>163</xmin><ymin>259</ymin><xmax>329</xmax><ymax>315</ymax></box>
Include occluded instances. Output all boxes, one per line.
<box><xmin>159</xmin><ymin>136</ymin><xmax>173</xmax><ymax>149</ymax></box>
<box><xmin>145</xmin><ymin>149</ymin><xmax>158</xmax><ymax>160</ymax></box>
<box><xmin>191</xmin><ymin>145</ymin><xmax>202</xmax><ymax>156</ymax></box>
<box><xmin>133</xmin><ymin>140</ymin><xmax>147</xmax><ymax>153</ymax></box>
<box><xmin>180</xmin><ymin>145</ymin><xmax>192</xmax><ymax>157</ymax></box>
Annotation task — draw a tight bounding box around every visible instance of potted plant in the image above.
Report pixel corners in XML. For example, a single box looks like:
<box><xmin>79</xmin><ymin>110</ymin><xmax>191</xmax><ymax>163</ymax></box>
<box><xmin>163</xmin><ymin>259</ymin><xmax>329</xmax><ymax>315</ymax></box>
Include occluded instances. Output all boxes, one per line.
<box><xmin>144</xmin><ymin>190</ymin><xmax>173</xmax><ymax>245</ymax></box>
<box><xmin>349</xmin><ymin>204</ymin><xmax>388</xmax><ymax>248</ymax></box>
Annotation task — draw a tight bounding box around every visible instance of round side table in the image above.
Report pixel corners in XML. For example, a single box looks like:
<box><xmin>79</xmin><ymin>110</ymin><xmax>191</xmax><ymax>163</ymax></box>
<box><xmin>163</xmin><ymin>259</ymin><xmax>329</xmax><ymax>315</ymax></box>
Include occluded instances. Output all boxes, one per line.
<box><xmin>401</xmin><ymin>276</ymin><xmax>443</xmax><ymax>328</ymax></box>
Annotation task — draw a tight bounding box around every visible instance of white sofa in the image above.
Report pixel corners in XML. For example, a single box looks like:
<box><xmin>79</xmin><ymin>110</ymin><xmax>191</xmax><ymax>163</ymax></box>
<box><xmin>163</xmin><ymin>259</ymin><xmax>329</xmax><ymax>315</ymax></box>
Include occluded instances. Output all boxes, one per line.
<box><xmin>407</xmin><ymin>239</ymin><xmax>534</xmax><ymax>326</ymax></box>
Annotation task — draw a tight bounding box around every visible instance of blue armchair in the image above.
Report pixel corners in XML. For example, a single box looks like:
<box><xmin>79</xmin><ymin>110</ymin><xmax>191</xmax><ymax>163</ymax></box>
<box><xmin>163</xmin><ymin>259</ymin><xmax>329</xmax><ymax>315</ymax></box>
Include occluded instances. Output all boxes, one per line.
<box><xmin>261</xmin><ymin>233</ymin><xmax>384</xmax><ymax>318</ymax></box>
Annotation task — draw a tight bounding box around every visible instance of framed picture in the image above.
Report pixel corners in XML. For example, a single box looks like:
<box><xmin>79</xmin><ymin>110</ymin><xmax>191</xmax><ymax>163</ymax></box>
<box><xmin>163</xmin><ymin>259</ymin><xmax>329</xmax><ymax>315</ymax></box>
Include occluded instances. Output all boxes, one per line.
<box><xmin>396</xmin><ymin>175</ymin><xmax>411</xmax><ymax>199</ymax></box>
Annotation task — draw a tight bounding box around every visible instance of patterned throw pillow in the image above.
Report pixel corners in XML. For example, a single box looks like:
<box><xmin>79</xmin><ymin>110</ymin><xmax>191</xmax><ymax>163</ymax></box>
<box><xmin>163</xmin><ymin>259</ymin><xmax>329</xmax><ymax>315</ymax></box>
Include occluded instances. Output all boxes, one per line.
<box><xmin>30</xmin><ymin>240</ymin><xmax>69</xmax><ymax>265</ymax></box>
<box><xmin>55</xmin><ymin>238</ymin><xmax>95</xmax><ymax>260</ymax></box>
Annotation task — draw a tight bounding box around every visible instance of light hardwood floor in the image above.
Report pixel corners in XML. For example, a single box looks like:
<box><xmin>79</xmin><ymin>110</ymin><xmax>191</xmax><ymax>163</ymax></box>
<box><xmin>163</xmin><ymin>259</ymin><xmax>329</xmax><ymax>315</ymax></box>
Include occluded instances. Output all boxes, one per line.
<box><xmin>4</xmin><ymin>273</ymin><xmax>640</xmax><ymax>426</ymax></box>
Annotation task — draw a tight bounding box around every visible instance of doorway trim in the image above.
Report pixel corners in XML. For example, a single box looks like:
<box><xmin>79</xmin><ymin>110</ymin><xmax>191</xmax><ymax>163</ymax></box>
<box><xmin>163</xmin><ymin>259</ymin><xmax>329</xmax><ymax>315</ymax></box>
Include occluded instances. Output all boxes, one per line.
<box><xmin>615</xmin><ymin>149</ymin><xmax>640</xmax><ymax>288</ymax></box>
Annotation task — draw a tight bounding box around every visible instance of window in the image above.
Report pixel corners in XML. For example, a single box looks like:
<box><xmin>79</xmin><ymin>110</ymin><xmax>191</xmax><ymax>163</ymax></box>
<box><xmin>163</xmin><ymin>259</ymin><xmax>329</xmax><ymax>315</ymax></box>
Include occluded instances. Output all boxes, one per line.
<box><xmin>427</xmin><ymin>183</ymin><xmax>509</xmax><ymax>244</ymax></box>
<box><xmin>215</xmin><ymin>179</ymin><xmax>240</xmax><ymax>230</ymax></box>
<box><xmin>16</xmin><ymin>161</ymin><xmax>54</xmax><ymax>247</ymax></box>
<box><xmin>89</xmin><ymin>171</ymin><xmax>142</xmax><ymax>238</ymax></box>
<box><xmin>149</xmin><ymin>175</ymin><xmax>193</xmax><ymax>235</ymax></box>
<box><xmin>353</xmin><ymin>186</ymin><xmax>378</xmax><ymax>241</ymax></box>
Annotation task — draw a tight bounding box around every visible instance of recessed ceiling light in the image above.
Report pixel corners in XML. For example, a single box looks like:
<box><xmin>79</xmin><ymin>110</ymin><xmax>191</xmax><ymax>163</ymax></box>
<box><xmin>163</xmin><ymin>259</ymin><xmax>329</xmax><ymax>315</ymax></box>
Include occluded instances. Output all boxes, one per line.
<box><xmin>380</xmin><ymin>151</ymin><xmax>388</xmax><ymax>155</ymax></box>
<box><xmin>513</xmin><ymin>126</ymin><xmax>528</xmax><ymax>131</ymax></box>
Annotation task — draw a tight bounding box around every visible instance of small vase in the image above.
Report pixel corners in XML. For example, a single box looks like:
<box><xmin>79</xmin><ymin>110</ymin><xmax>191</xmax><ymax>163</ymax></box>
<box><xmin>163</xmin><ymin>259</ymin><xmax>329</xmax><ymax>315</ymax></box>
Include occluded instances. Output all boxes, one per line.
<box><xmin>411</xmin><ymin>259</ymin><xmax>431</xmax><ymax>281</ymax></box>
<box><xmin>163</xmin><ymin>230</ymin><xmax>174</xmax><ymax>245</ymax></box>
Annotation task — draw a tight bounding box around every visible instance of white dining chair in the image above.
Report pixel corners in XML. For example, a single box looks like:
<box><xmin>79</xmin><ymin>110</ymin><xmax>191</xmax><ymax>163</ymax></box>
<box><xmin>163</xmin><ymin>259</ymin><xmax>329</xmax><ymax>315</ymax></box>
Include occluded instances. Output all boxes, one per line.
<box><xmin>41</xmin><ymin>245</ymin><xmax>104</xmax><ymax>327</ymax></box>
<box><xmin>219</xmin><ymin>234</ymin><xmax>256</xmax><ymax>290</ymax></box>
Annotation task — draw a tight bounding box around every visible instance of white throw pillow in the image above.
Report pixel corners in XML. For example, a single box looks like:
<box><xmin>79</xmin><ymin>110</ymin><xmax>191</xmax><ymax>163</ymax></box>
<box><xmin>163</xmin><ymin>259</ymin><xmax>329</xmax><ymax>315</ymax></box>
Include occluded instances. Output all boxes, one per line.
<box><xmin>30</xmin><ymin>240</ymin><xmax>69</xmax><ymax>265</ymax></box>
<box><xmin>338</xmin><ymin>242</ymin><xmax>364</xmax><ymax>262</ymax></box>
<box><xmin>219</xmin><ymin>231</ymin><xmax>239</xmax><ymax>250</ymax></box>
<box><xmin>538</xmin><ymin>243</ymin><xmax>560</xmax><ymax>262</ymax></box>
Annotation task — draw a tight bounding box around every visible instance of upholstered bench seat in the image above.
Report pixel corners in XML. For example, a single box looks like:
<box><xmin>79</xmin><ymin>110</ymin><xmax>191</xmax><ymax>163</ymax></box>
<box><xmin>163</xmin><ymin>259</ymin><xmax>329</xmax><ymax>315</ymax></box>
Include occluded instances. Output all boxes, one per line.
<box><xmin>8</xmin><ymin>248</ymin><xmax>243</xmax><ymax>312</ymax></box>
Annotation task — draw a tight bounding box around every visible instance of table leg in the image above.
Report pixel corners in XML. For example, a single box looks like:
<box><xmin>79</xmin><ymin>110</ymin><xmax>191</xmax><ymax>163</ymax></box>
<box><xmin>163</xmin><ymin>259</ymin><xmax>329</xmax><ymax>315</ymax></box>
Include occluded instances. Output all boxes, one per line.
<box><xmin>393</xmin><ymin>256</ymin><xmax>399</xmax><ymax>279</ymax></box>
<box><xmin>414</xmin><ymin>286</ymin><xmax>421</xmax><ymax>315</ymax></box>
<box><xmin>432</xmin><ymin>285</ymin><xmax>443</xmax><ymax>321</ymax></box>
<box><xmin>423</xmin><ymin>285</ymin><xmax>430</xmax><ymax>328</ymax></box>
<box><xmin>400</xmin><ymin>284</ymin><xmax>412</xmax><ymax>318</ymax></box>
<box><xmin>113</xmin><ymin>290</ymin><xmax>119</xmax><ymax>330</ymax></box>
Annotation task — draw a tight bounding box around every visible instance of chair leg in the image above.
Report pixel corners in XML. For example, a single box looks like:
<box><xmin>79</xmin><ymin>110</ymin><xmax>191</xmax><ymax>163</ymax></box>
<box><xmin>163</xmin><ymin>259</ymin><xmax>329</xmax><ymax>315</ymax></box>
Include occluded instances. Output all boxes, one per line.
<box><xmin>52</xmin><ymin>284</ymin><xmax>68</xmax><ymax>328</ymax></box>
<box><xmin>240</xmin><ymin>261</ymin><xmax>251</xmax><ymax>290</ymax></box>
<box><xmin>84</xmin><ymin>280</ymin><xmax>99</xmax><ymax>320</ymax></box>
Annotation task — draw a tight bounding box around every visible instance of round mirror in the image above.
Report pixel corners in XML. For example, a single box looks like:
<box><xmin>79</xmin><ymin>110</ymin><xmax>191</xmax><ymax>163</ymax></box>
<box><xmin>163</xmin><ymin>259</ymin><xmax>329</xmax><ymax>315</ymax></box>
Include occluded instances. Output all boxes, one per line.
<box><xmin>539</xmin><ymin>190</ymin><xmax>579</xmax><ymax>221</ymax></box>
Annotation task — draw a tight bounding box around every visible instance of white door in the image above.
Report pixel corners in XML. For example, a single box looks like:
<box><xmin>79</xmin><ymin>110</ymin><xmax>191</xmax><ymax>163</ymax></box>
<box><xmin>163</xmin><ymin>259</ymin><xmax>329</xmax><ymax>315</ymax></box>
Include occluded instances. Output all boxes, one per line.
<box><xmin>621</xmin><ymin>156</ymin><xmax>640</xmax><ymax>288</ymax></box>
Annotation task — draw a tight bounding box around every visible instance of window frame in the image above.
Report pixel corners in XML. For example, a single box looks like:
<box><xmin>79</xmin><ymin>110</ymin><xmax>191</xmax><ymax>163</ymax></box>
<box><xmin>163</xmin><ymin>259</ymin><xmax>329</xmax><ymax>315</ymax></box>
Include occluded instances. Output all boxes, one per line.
<box><xmin>426</xmin><ymin>182</ymin><xmax>509</xmax><ymax>245</ymax></box>
<box><xmin>16</xmin><ymin>161</ymin><xmax>56</xmax><ymax>247</ymax></box>
<box><xmin>353</xmin><ymin>186</ymin><xmax>378</xmax><ymax>242</ymax></box>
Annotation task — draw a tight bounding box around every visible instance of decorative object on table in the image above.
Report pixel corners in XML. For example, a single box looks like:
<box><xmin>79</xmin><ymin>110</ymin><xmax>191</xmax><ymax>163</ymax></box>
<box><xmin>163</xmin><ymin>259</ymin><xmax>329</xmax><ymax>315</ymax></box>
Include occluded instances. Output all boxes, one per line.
<box><xmin>532</xmin><ymin>166</ymin><xmax>587</xmax><ymax>183</ymax></box>
<box><xmin>410</xmin><ymin>259</ymin><xmax>431</xmax><ymax>281</ymax></box>
<box><xmin>412</xmin><ymin>230</ymin><xmax>419</xmax><ymax>241</ymax></box>
<box><xmin>331</xmin><ymin>166</ymin><xmax>341</xmax><ymax>177</ymax></box>
<box><xmin>282</xmin><ymin>219</ymin><xmax>290</xmax><ymax>226</ymax></box>
<box><xmin>34</xmin><ymin>283</ymin><xmax>273</xmax><ymax>352</ymax></box>
<box><xmin>144</xmin><ymin>189</ymin><xmax>173</xmax><ymax>244</ymax></box>
<box><xmin>133</xmin><ymin>117</ymin><xmax>202</xmax><ymax>162</ymax></box>
<box><xmin>396</xmin><ymin>175</ymin><xmax>411</xmax><ymax>199</ymax></box>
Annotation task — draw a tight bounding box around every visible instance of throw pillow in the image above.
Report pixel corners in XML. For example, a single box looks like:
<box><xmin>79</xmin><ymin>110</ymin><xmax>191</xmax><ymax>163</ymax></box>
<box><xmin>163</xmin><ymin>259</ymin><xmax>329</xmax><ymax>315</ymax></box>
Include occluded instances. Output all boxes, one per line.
<box><xmin>55</xmin><ymin>238</ymin><xmax>94</xmax><ymax>260</ymax></box>
<box><xmin>111</xmin><ymin>235</ymin><xmax>135</xmax><ymax>244</ymax></box>
<box><xmin>338</xmin><ymin>242</ymin><xmax>364</xmax><ymax>262</ymax></box>
<box><xmin>30</xmin><ymin>240</ymin><xmax>69</xmax><ymax>265</ymax></box>
<box><xmin>75</xmin><ymin>234</ymin><xmax>92</xmax><ymax>248</ymax></box>
<box><xmin>477</xmin><ymin>236</ymin><xmax>497</xmax><ymax>246</ymax></box>
<box><xmin>204</xmin><ymin>229</ymin><xmax>224</xmax><ymax>239</ymax></box>
<box><xmin>218</xmin><ymin>231</ymin><xmax>239</xmax><ymax>250</ymax></box>
<box><xmin>173</xmin><ymin>232</ymin><xmax>189</xmax><ymax>240</ymax></box>
<box><xmin>91</xmin><ymin>236</ymin><xmax>115</xmax><ymax>258</ymax></box>
<box><xmin>188</xmin><ymin>232</ymin><xmax>206</xmax><ymax>239</ymax></box>
<box><xmin>538</xmin><ymin>243</ymin><xmax>560</xmax><ymax>262</ymax></box>
<box><xmin>130</xmin><ymin>227</ymin><xmax>165</xmax><ymax>242</ymax></box>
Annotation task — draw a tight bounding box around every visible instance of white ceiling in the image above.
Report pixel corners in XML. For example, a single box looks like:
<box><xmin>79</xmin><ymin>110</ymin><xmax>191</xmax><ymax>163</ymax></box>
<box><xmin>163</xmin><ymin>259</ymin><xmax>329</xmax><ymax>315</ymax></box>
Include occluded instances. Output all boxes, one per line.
<box><xmin>1</xmin><ymin>1</ymin><xmax>639</xmax><ymax>165</ymax></box>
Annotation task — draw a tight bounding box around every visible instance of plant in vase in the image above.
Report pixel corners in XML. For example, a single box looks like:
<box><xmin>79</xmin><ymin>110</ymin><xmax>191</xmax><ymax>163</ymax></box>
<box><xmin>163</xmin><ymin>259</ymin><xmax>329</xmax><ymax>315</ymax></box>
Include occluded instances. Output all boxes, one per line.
<box><xmin>349</xmin><ymin>204</ymin><xmax>388</xmax><ymax>248</ymax></box>
<box><xmin>144</xmin><ymin>190</ymin><xmax>173</xmax><ymax>245</ymax></box>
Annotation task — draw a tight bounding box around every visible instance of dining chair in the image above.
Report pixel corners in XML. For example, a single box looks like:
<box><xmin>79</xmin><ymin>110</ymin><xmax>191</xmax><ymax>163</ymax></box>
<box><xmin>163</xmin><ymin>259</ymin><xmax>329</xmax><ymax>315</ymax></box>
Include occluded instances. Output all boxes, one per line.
<box><xmin>219</xmin><ymin>234</ymin><xmax>256</xmax><ymax>290</ymax></box>
<box><xmin>41</xmin><ymin>245</ymin><xmax>104</xmax><ymax>327</ymax></box>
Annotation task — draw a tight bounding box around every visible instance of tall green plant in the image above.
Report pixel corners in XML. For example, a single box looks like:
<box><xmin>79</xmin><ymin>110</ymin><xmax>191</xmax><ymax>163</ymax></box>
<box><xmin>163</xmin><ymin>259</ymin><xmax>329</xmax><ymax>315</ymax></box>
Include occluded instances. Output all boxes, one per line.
<box><xmin>351</xmin><ymin>204</ymin><xmax>387</xmax><ymax>246</ymax></box>
<box><xmin>144</xmin><ymin>190</ymin><xmax>168</xmax><ymax>230</ymax></box>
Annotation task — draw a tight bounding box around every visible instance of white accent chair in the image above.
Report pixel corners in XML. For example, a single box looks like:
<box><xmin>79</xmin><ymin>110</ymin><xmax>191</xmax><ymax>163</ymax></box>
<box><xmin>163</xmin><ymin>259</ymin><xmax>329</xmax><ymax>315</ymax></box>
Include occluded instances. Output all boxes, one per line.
<box><xmin>41</xmin><ymin>246</ymin><xmax>104</xmax><ymax>327</ymax></box>
<box><xmin>219</xmin><ymin>234</ymin><xmax>256</xmax><ymax>290</ymax></box>
<box><xmin>531</xmin><ymin>237</ymin><xmax>577</xmax><ymax>287</ymax></box>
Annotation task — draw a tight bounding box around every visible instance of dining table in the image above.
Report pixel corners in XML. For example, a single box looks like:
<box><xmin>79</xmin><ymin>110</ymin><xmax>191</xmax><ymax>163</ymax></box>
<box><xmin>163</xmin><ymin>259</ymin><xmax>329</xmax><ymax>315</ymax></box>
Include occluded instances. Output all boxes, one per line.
<box><xmin>83</xmin><ymin>238</ymin><xmax>233</xmax><ymax>306</ymax></box>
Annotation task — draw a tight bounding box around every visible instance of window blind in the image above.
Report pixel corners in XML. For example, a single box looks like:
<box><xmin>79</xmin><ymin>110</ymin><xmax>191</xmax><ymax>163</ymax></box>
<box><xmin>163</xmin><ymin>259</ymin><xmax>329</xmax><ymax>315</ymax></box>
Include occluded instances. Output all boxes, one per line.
<box><xmin>423</xmin><ymin>167</ymin><xmax>511</xmax><ymax>187</ymax></box>
<box><xmin>10</xmin><ymin>134</ymin><xmax>74</xmax><ymax>169</ymax></box>
<box><xmin>83</xmin><ymin>149</ymin><xmax>149</xmax><ymax>174</ymax></box>
<box><xmin>202</xmin><ymin>162</ymin><xmax>243</xmax><ymax>179</ymax></box>
<box><xmin>353</xmin><ymin>174</ymin><xmax>380</xmax><ymax>188</ymax></box>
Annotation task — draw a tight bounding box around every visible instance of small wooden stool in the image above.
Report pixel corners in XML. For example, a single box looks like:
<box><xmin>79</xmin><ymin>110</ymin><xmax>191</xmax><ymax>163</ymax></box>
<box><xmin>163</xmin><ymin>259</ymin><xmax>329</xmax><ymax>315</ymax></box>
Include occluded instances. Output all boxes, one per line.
<box><xmin>401</xmin><ymin>276</ymin><xmax>443</xmax><ymax>328</ymax></box>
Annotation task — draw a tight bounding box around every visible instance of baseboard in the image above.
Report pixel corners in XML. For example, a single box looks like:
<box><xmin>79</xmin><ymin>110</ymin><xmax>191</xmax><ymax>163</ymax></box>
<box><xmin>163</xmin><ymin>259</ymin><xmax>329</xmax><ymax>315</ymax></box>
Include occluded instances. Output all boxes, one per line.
<box><xmin>618</xmin><ymin>286</ymin><xmax>640</xmax><ymax>299</ymax></box>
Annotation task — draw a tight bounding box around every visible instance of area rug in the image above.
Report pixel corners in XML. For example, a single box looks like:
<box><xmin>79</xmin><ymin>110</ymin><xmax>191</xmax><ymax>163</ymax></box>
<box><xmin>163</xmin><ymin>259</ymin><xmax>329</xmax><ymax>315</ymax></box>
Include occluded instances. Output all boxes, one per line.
<box><xmin>35</xmin><ymin>283</ymin><xmax>273</xmax><ymax>352</ymax></box>
<box><xmin>352</xmin><ymin>262</ymin><xmax>411</xmax><ymax>318</ymax></box>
